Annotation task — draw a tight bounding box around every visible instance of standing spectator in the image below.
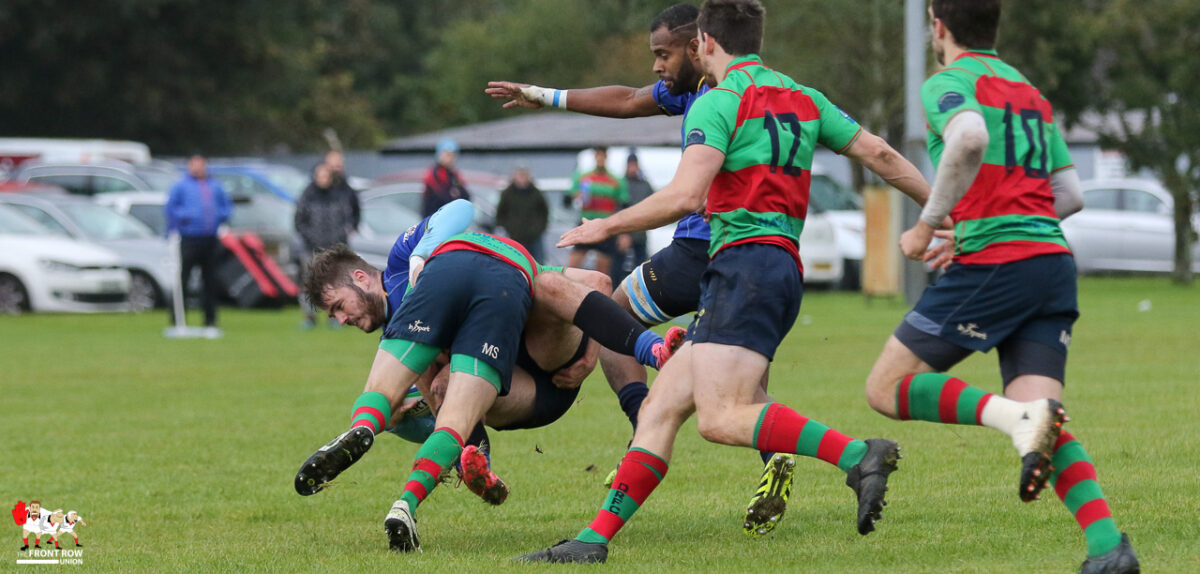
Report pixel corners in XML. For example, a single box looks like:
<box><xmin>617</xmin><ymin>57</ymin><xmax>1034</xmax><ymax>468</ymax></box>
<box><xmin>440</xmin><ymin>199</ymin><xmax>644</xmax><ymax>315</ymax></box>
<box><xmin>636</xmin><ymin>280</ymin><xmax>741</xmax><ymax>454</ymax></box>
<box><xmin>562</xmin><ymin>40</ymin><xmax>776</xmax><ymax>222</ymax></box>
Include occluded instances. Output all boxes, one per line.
<box><xmin>616</xmin><ymin>152</ymin><xmax>655</xmax><ymax>280</ymax></box>
<box><xmin>495</xmin><ymin>164</ymin><xmax>549</xmax><ymax>262</ymax></box>
<box><xmin>565</xmin><ymin>147</ymin><xmax>628</xmax><ymax>276</ymax></box>
<box><xmin>421</xmin><ymin>138</ymin><xmax>470</xmax><ymax>217</ymax></box>
<box><xmin>295</xmin><ymin>163</ymin><xmax>360</xmax><ymax>328</ymax></box>
<box><xmin>323</xmin><ymin>150</ymin><xmax>361</xmax><ymax>233</ymax></box>
<box><xmin>165</xmin><ymin>155</ymin><xmax>232</xmax><ymax>335</ymax></box>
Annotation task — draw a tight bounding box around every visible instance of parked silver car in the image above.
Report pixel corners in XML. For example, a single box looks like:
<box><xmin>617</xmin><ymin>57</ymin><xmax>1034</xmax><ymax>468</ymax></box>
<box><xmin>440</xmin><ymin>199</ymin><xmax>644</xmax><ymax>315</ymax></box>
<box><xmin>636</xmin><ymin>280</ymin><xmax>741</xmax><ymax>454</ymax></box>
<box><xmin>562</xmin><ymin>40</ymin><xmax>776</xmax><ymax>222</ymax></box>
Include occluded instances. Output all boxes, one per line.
<box><xmin>1061</xmin><ymin>178</ymin><xmax>1200</xmax><ymax>273</ymax></box>
<box><xmin>0</xmin><ymin>193</ymin><xmax>176</xmax><ymax>311</ymax></box>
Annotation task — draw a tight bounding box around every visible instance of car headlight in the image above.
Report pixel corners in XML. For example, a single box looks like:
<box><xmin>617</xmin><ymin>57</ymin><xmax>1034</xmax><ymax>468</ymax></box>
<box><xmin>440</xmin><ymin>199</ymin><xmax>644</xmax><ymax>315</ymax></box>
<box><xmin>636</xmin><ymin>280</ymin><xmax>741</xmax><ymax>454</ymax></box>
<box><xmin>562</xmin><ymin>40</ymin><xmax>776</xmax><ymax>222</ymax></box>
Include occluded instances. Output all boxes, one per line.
<box><xmin>39</xmin><ymin>259</ymin><xmax>85</xmax><ymax>273</ymax></box>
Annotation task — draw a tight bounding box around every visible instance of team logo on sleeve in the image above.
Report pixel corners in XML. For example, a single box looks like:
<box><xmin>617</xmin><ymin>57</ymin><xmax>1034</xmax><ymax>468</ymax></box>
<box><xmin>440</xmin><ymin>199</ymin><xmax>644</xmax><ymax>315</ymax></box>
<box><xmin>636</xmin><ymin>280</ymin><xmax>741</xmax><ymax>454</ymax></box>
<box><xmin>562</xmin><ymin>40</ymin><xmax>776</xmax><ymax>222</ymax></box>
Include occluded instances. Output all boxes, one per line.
<box><xmin>938</xmin><ymin>92</ymin><xmax>966</xmax><ymax>113</ymax></box>
<box><xmin>402</xmin><ymin>224</ymin><xmax>418</xmax><ymax>242</ymax></box>
<box><xmin>686</xmin><ymin>128</ymin><xmax>706</xmax><ymax>146</ymax></box>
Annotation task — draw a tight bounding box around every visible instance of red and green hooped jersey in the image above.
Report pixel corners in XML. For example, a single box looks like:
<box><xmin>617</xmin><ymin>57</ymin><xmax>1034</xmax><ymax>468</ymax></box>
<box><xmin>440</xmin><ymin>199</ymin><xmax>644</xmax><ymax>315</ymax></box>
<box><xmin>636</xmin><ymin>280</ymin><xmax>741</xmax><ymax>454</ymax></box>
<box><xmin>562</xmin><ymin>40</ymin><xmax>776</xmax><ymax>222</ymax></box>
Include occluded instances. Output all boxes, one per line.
<box><xmin>922</xmin><ymin>49</ymin><xmax>1073</xmax><ymax>265</ymax></box>
<box><xmin>568</xmin><ymin>169</ymin><xmax>629</xmax><ymax>220</ymax></box>
<box><xmin>683</xmin><ymin>54</ymin><xmax>863</xmax><ymax>269</ymax></box>
<box><xmin>430</xmin><ymin>232</ymin><xmax>539</xmax><ymax>294</ymax></box>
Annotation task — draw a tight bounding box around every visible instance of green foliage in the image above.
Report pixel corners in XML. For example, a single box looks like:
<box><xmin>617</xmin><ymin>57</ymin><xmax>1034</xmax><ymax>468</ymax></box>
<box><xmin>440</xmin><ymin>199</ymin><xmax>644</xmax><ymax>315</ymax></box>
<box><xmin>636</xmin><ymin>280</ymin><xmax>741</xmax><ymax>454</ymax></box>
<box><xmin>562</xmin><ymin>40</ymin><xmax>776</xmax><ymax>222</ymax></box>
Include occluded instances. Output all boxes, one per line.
<box><xmin>2</xmin><ymin>278</ymin><xmax>1198</xmax><ymax>571</ymax></box>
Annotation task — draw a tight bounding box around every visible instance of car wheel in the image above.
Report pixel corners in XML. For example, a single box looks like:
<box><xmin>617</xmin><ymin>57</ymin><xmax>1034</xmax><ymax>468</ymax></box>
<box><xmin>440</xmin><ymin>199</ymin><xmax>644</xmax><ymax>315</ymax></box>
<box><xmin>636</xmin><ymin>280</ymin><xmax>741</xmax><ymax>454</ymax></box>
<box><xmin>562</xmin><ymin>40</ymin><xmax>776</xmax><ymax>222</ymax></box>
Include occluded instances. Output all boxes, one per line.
<box><xmin>128</xmin><ymin>271</ymin><xmax>162</xmax><ymax>312</ymax></box>
<box><xmin>0</xmin><ymin>273</ymin><xmax>30</xmax><ymax>314</ymax></box>
<box><xmin>839</xmin><ymin>258</ymin><xmax>862</xmax><ymax>291</ymax></box>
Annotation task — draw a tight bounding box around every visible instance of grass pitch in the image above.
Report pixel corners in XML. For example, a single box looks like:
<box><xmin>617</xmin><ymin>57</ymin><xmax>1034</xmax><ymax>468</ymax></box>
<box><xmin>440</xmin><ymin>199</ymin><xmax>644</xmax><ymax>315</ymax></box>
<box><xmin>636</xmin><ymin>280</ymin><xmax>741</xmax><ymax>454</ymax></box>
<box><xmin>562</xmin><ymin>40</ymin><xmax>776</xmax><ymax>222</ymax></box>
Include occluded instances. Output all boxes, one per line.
<box><xmin>2</xmin><ymin>277</ymin><xmax>1197</xmax><ymax>572</ymax></box>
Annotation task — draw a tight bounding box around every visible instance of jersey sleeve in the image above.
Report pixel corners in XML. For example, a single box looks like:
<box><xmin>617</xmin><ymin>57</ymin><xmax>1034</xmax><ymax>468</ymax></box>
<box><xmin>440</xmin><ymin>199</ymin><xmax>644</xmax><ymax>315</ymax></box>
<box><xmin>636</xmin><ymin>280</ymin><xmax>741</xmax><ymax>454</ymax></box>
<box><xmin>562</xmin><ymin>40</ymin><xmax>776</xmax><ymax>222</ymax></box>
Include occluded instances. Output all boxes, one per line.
<box><xmin>682</xmin><ymin>88</ymin><xmax>739</xmax><ymax>155</ymax></box>
<box><xmin>1046</xmin><ymin>118</ymin><xmax>1074</xmax><ymax>173</ymax></box>
<box><xmin>808</xmin><ymin>88</ymin><xmax>864</xmax><ymax>153</ymax></box>
<box><xmin>652</xmin><ymin>80</ymin><xmax>688</xmax><ymax>116</ymax></box>
<box><xmin>921</xmin><ymin>70</ymin><xmax>982</xmax><ymax>137</ymax></box>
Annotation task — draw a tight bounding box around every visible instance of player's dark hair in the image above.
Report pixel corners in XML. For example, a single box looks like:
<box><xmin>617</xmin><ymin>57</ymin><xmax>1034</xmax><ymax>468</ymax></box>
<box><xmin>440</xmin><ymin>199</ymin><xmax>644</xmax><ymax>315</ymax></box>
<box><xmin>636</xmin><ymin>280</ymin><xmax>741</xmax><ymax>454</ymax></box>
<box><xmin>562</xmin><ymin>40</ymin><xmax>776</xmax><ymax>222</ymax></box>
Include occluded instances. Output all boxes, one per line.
<box><xmin>697</xmin><ymin>0</ymin><xmax>765</xmax><ymax>57</ymax></box>
<box><xmin>931</xmin><ymin>0</ymin><xmax>1001</xmax><ymax>49</ymax></box>
<box><xmin>303</xmin><ymin>243</ymin><xmax>375</xmax><ymax>308</ymax></box>
<box><xmin>651</xmin><ymin>3</ymin><xmax>699</xmax><ymax>43</ymax></box>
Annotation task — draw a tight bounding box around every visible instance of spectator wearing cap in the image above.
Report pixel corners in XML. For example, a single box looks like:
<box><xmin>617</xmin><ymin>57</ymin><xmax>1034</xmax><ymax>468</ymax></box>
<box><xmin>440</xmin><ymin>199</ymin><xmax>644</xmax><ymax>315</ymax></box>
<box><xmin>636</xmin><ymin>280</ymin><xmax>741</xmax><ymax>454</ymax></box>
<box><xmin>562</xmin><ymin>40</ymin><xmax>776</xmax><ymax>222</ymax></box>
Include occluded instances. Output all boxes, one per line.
<box><xmin>496</xmin><ymin>163</ymin><xmax>549</xmax><ymax>262</ymax></box>
<box><xmin>421</xmin><ymin>138</ymin><xmax>471</xmax><ymax>217</ymax></box>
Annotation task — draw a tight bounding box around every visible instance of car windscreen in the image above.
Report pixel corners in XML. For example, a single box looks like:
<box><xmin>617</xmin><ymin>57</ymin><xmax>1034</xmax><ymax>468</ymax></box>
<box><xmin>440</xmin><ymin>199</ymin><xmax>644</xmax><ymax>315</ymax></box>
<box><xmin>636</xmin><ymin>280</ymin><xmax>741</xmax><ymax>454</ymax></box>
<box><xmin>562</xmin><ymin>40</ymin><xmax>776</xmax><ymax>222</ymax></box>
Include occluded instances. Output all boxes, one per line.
<box><xmin>0</xmin><ymin>205</ymin><xmax>51</xmax><ymax>235</ymax></box>
<box><xmin>129</xmin><ymin>204</ymin><xmax>168</xmax><ymax>236</ymax></box>
<box><xmin>259</xmin><ymin>166</ymin><xmax>309</xmax><ymax>198</ymax></box>
<box><xmin>134</xmin><ymin>168</ymin><xmax>182</xmax><ymax>191</ymax></box>
<box><xmin>809</xmin><ymin>175</ymin><xmax>862</xmax><ymax>212</ymax></box>
<box><xmin>362</xmin><ymin>197</ymin><xmax>422</xmax><ymax>240</ymax></box>
<box><xmin>60</xmin><ymin>202</ymin><xmax>155</xmax><ymax>240</ymax></box>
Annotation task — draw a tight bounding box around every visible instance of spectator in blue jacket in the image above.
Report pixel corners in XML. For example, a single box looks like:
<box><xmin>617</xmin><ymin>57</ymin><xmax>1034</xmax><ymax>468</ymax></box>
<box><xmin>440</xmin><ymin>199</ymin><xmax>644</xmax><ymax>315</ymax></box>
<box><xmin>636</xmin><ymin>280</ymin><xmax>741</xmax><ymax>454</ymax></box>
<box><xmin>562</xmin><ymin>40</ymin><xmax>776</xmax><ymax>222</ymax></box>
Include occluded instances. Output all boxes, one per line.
<box><xmin>165</xmin><ymin>155</ymin><xmax>232</xmax><ymax>330</ymax></box>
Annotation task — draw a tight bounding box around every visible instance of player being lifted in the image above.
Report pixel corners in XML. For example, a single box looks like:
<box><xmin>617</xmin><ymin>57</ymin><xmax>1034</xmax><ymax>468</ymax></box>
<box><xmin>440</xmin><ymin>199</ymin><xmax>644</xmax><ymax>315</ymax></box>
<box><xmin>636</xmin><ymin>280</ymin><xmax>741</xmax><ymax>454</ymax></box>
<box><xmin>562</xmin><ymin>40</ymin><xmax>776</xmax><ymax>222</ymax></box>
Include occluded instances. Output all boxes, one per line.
<box><xmin>294</xmin><ymin>200</ymin><xmax>685</xmax><ymax>550</ymax></box>
<box><xmin>516</xmin><ymin>0</ymin><xmax>935</xmax><ymax>562</ymax></box>
<box><xmin>487</xmin><ymin>2</ymin><xmax>933</xmax><ymax>538</ymax></box>
<box><xmin>862</xmin><ymin>2</ymin><xmax>1138</xmax><ymax>573</ymax></box>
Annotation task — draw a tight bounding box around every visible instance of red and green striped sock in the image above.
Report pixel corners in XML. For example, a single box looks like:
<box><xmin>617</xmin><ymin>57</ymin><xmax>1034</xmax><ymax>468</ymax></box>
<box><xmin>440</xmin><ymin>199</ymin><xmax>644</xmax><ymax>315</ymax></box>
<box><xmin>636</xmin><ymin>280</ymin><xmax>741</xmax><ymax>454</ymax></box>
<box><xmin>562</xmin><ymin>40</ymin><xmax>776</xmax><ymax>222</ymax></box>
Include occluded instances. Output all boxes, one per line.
<box><xmin>399</xmin><ymin>427</ymin><xmax>464</xmax><ymax>516</ymax></box>
<box><xmin>1051</xmin><ymin>431</ymin><xmax>1122</xmax><ymax>557</ymax></box>
<box><xmin>896</xmin><ymin>373</ymin><xmax>997</xmax><ymax>425</ymax></box>
<box><xmin>575</xmin><ymin>447</ymin><xmax>668</xmax><ymax>544</ymax></box>
<box><xmin>753</xmin><ymin>403</ymin><xmax>867</xmax><ymax>473</ymax></box>
<box><xmin>350</xmin><ymin>391</ymin><xmax>392</xmax><ymax>434</ymax></box>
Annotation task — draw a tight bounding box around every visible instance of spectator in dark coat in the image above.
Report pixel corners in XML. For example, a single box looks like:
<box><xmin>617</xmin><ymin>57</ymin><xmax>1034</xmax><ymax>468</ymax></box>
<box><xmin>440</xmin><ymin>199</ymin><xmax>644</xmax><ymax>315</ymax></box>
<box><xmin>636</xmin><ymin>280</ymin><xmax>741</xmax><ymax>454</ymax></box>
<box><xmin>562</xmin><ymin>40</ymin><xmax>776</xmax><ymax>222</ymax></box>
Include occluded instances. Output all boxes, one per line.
<box><xmin>324</xmin><ymin>150</ymin><xmax>360</xmax><ymax>232</ymax></box>
<box><xmin>496</xmin><ymin>164</ymin><xmax>549</xmax><ymax>261</ymax></box>
<box><xmin>295</xmin><ymin>163</ymin><xmax>359</xmax><ymax>327</ymax></box>
<box><xmin>421</xmin><ymin>139</ymin><xmax>470</xmax><ymax>217</ymax></box>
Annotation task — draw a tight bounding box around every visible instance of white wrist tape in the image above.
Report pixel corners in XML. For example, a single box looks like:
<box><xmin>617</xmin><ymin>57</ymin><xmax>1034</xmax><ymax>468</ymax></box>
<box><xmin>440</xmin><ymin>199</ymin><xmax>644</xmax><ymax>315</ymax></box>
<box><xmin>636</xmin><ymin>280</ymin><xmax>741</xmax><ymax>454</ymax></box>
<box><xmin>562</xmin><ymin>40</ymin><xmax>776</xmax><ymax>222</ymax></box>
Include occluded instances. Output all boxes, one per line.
<box><xmin>521</xmin><ymin>85</ymin><xmax>568</xmax><ymax>109</ymax></box>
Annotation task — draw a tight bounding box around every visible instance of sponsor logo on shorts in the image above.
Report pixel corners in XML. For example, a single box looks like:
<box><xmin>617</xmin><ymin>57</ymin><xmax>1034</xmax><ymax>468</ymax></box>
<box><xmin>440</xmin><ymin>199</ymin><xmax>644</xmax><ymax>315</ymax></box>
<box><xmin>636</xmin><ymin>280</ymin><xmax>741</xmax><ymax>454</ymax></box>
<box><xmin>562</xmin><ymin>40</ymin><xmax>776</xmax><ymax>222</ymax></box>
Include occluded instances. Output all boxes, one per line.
<box><xmin>956</xmin><ymin>322</ymin><xmax>988</xmax><ymax>340</ymax></box>
<box><xmin>1059</xmin><ymin>330</ymin><xmax>1071</xmax><ymax>347</ymax></box>
<box><xmin>408</xmin><ymin>320</ymin><xmax>431</xmax><ymax>333</ymax></box>
<box><xmin>481</xmin><ymin>342</ymin><xmax>500</xmax><ymax>359</ymax></box>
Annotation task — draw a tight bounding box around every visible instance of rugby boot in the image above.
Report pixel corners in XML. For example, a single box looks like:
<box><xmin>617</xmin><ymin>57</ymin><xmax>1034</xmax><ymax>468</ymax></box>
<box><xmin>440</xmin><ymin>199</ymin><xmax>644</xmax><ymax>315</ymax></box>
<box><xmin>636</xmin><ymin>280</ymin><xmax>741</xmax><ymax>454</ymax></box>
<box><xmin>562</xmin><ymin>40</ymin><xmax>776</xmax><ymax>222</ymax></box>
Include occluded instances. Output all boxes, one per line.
<box><xmin>1080</xmin><ymin>533</ymin><xmax>1140</xmax><ymax>574</ymax></box>
<box><xmin>845</xmin><ymin>438</ymin><xmax>901</xmax><ymax>535</ymax></box>
<box><xmin>651</xmin><ymin>326</ymin><xmax>687</xmax><ymax>369</ymax></box>
<box><xmin>515</xmin><ymin>539</ymin><xmax>608</xmax><ymax>563</ymax></box>
<box><xmin>744</xmin><ymin>454</ymin><xmax>796</xmax><ymax>537</ymax></box>
<box><xmin>1012</xmin><ymin>399</ymin><xmax>1068</xmax><ymax>502</ymax></box>
<box><xmin>384</xmin><ymin>499</ymin><xmax>421</xmax><ymax>552</ymax></box>
<box><xmin>294</xmin><ymin>426</ymin><xmax>375</xmax><ymax>495</ymax></box>
<box><xmin>459</xmin><ymin>445</ymin><xmax>509</xmax><ymax>505</ymax></box>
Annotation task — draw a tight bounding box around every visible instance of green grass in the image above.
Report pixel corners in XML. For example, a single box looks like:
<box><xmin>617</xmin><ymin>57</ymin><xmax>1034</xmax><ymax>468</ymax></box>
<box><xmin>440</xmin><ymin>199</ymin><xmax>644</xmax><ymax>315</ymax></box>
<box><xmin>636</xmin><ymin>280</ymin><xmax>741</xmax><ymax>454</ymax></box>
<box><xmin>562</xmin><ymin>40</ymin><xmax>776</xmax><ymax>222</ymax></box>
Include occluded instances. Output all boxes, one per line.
<box><xmin>2</xmin><ymin>277</ymin><xmax>1198</xmax><ymax>572</ymax></box>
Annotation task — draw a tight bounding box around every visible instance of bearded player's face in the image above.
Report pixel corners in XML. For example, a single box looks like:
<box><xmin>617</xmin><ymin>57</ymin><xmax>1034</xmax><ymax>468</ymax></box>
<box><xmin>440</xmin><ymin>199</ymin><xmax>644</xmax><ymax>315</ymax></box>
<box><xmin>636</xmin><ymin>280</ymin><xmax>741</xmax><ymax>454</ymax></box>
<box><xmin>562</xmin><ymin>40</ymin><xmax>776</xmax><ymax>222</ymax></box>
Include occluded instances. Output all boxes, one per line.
<box><xmin>650</xmin><ymin>25</ymin><xmax>702</xmax><ymax>96</ymax></box>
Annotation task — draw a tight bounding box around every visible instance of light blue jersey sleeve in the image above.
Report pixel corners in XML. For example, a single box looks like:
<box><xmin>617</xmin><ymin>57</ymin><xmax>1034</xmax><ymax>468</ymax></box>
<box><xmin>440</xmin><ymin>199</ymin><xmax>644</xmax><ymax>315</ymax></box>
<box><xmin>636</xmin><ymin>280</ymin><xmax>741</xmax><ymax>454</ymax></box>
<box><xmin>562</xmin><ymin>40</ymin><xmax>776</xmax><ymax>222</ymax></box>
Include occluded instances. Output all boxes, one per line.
<box><xmin>411</xmin><ymin>199</ymin><xmax>475</xmax><ymax>259</ymax></box>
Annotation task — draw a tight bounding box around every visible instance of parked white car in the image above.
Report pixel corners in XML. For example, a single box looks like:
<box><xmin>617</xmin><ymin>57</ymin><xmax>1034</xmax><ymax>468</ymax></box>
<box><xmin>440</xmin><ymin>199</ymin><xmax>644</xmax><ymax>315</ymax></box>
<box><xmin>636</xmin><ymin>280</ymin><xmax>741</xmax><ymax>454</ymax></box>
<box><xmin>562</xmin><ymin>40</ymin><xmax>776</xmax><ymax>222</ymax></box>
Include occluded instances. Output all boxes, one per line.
<box><xmin>0</xmin><ymin>204</ymin><xmax>130</xmax><ymax>313</ymax></box>
<box><xmin>0</xmin><ymin>193</ymin><xmax>176</xmax><ymax>311</ymax></box>
<box><xmin>1061</xmin><ymin>178</ymin><xmax>1200</xmax><ymax>273</ymax></box>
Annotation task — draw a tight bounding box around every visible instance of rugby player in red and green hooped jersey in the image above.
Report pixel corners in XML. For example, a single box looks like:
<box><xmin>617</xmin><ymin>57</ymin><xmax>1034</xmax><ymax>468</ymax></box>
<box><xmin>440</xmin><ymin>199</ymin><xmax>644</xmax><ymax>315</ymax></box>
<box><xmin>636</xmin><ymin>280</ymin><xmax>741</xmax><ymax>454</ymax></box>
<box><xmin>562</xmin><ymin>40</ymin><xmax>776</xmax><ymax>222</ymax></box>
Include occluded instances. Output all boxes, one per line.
<box><xmin>519</xmin><ymin>0</ymin><xmax>938</xmax><ymax>564</ymax></box>
<box><xmin>864</xmin><ymin>1</ymin><xmax>1138</xmax><ymax>572</ymax></box>
<box><xmin>564</xmin><ymin>147</ymin><xmax>630</xmax><ymax>277</ymax></box>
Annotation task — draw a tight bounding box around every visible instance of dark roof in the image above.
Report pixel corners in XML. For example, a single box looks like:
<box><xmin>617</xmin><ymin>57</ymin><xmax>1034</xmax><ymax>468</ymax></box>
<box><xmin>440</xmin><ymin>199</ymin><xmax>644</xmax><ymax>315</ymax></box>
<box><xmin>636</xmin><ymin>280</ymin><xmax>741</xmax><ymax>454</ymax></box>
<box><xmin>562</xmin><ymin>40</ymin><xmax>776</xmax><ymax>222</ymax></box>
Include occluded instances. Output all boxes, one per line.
<box><xmin>381</xmin><ymin>113</ymin><xmax>684</xmax><ymax>154</ymax></box>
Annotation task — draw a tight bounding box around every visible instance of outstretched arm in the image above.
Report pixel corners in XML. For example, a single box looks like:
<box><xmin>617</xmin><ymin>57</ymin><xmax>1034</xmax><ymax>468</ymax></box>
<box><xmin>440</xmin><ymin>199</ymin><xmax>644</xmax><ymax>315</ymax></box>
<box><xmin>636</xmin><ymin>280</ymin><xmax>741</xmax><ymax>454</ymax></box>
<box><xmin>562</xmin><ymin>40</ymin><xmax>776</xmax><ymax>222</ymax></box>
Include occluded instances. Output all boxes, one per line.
<box><xmin>557</xmin><ymin>144</ymin><xmax>722</xmax><ymax>246</ymax></box>
<box><xmin>485</xmin><ymin>81</ymin><xmax>662</xmax><ymax>118</ymax></box>
<box><xmin>843</xmin><ymin>130</ymin><xmax>932</xmax><ymax>208</ymax></box>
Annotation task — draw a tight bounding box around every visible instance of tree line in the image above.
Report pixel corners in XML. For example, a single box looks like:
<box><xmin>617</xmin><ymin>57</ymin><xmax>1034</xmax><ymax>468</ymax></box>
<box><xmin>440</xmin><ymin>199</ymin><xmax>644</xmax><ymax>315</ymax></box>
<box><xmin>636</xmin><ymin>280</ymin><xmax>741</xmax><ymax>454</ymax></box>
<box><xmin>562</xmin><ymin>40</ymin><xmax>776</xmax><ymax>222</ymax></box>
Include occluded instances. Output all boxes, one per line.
<box><xmin>1</xmin><ymin>0</ymin><xmax>1194</xmax><ymax>281</ymax></box>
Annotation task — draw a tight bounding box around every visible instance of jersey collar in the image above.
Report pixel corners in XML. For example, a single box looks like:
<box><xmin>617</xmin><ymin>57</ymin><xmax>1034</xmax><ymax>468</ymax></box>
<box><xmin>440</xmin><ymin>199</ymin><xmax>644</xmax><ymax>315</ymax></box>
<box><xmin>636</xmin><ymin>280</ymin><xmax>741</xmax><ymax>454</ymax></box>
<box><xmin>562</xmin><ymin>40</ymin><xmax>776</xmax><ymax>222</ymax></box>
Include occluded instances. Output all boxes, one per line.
<box><xmin>954</xmin><ymin>49</ymin><xmax>1000</xmax><ymax>62</ymax></box>
<box><xmin>725</xmin><ymin>54</ymin><xmax>763</xmax><ymax>75</ymax></box>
